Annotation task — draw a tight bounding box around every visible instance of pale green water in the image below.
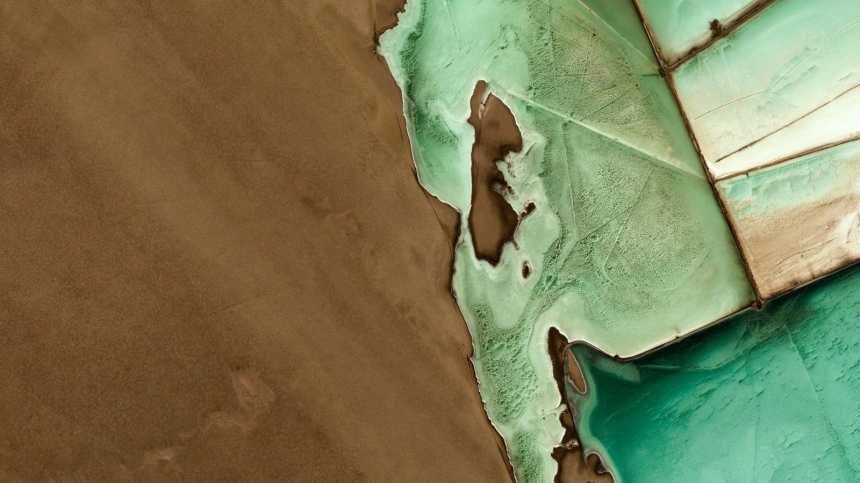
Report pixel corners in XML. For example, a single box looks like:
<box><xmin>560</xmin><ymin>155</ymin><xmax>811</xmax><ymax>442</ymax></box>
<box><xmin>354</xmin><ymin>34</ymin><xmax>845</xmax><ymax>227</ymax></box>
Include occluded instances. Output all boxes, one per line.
<box><xmin>570</xmin><ymin>264</ymin><xmax>860</xmax><ymax>483</ymax></box>
<box><xmin>638</xmin><ymin>0</ymin><xmax>761</xmax><ymax>64</ymax></box>
<box><xmin>379</xmin><ymin>1</ymin><xmax>753</xmax><ymax>480</ymax></box>
<box><xmin>672</xmin><ymin>0</ymin><xmax>860</xmax><ymax>179</ymax></box>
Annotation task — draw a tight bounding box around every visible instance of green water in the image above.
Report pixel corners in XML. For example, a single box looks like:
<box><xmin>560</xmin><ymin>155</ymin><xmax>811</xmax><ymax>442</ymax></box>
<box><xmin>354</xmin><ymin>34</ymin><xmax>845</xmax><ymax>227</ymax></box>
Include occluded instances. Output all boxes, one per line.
<box><xmin>570</xmin><ymin>264</ymin><xmax>860</xmax><ymax>483</ymax></box>
<box><xmin>379</xmin><ymin>1</ymin><xmax>753</xmax><ymax>480</ymax></box>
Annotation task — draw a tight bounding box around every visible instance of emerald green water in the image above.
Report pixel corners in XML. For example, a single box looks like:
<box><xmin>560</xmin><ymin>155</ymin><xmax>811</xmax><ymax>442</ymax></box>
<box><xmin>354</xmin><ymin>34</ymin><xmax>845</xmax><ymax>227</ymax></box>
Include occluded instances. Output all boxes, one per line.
<box><xmin>379</xmin><ymin>1</ymin><xmax>753</xmax><ymax>480</ymax></box>
<box><xmin>570</xmin><ymin>264</ymin><xmax>860</xmax><ymax>483</ymax></box>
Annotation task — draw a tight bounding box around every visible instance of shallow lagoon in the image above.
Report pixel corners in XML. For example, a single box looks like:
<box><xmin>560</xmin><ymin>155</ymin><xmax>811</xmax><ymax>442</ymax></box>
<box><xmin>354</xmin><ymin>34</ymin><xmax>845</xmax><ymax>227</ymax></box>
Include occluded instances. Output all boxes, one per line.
<box><xmin>571</xmin><ymin>264</ymin><xmax>860</xmax><ymax>483</ymax></box>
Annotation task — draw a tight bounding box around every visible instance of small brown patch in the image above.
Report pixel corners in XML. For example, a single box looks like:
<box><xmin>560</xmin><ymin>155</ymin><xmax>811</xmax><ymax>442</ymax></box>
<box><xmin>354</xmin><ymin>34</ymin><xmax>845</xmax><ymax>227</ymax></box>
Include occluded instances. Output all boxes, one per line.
<box><xmin>709</xmin><ymin>19</ymin><xmax>723</xmax><ymax>36</ymax></box>
<box><xmin>522</xmin><ymin>201</ymin><xmax>536</xmax><ymax>217</ymax></box>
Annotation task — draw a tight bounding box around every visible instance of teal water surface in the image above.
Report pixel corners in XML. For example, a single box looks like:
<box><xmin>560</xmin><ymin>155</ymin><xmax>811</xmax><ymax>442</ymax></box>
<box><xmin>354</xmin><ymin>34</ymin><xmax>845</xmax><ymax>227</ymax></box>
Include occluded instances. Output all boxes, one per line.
<box><xmin>673</xmin><ymin>0</ymin><xmax>860</xmax><ymax>178</ymax></box>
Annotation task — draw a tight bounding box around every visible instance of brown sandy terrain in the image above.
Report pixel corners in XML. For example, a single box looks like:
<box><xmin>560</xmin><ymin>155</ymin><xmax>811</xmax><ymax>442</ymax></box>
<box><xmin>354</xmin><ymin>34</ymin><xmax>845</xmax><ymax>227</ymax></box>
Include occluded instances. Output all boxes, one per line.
<box><xmin>0</xmin><ymin>1</ymin><xmax>516</xmax><ymax>481</ymax></box>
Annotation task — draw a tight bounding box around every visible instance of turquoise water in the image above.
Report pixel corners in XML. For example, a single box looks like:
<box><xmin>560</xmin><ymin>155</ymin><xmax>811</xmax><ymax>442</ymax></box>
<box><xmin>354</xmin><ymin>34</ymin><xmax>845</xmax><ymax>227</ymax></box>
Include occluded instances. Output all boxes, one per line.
<box><xmin>570</xmin><ymin>264</ymin><xmax>860</xmax><ymax>483</ymax></box>
<box><xmin>380</xmin><ymin>0</ymin><xmax>753</xmax><ymax>480</ymax></box>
